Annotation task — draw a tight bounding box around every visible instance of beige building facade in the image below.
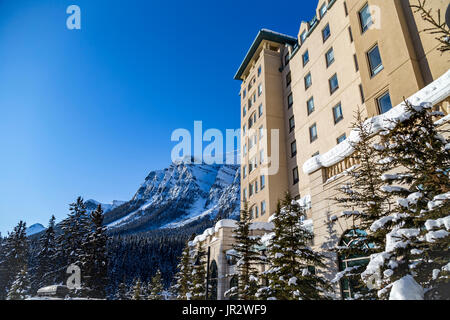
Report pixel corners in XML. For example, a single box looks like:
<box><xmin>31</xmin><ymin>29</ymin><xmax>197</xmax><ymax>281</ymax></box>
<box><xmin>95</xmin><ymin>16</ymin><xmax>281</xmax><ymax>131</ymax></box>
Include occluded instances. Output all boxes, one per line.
<box><xmin>192</xmin><ymin>0</ymin><xmax>450</xmax><ymax>300</ymax></box>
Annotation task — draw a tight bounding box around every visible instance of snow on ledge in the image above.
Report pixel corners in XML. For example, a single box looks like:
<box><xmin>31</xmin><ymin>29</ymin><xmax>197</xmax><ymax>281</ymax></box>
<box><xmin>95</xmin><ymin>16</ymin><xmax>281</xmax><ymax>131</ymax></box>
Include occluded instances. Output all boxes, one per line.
<box><xmin>302</xmin><ymin>69</ymin><xmax>450</xmax><ymax>175</ymax></box>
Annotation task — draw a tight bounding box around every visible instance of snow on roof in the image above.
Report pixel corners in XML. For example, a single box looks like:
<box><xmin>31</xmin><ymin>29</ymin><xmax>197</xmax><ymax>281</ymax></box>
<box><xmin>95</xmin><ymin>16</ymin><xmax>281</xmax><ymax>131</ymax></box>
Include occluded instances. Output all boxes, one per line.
<box><xmin>303</xmin><ymin>69</ymin><xmax>450</xmax><ymax>175</ymax></box>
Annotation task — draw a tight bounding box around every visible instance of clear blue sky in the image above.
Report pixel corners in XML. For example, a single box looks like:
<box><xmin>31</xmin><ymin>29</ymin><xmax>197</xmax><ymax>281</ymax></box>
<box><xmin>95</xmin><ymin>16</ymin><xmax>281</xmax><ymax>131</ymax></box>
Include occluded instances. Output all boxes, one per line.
<box><xmin>0</xmin><ymin>0</ymin><xmax>316</xmax><ymax>235</ymax></box>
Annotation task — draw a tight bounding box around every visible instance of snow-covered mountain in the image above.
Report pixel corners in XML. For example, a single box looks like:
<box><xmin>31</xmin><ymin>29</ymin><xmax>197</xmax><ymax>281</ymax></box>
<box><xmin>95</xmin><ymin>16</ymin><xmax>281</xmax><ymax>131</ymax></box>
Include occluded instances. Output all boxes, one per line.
<box><xmin>101</xmin><ymin>161</ymin><xmax>240</xmax><ymax>234</ymax></box>
<box><xmin>85</xmin><ymin>199</ymin><xmax>126</xmax><ymax>214</ymax></box>
<box><xmin>26</xmin><ymin>223</ymin><xmax>46</xmax><ymax>236</ymax></box>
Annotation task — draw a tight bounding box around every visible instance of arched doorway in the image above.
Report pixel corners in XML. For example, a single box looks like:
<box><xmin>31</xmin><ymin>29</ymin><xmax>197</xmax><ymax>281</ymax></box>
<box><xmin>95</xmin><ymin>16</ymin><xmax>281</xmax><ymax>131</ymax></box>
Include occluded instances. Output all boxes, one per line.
<box><xmin>338</xmin><ymin>229</ymin><xmax>371</xmax><ymax>299</ymax></box>
<box><xmin>209</xmin><ymin>260</ymin><xmax>218</xmax><ymax>300</ymax></box>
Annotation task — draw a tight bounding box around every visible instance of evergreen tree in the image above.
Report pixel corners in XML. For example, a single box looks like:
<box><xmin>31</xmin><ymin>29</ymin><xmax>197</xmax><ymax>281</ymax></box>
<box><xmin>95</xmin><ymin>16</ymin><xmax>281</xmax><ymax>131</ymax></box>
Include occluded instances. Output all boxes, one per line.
<box><xmin>35</xmin><ymin>215</ymin><xmax>57</xmax><ymax>289</ymax></box>
<box><xmin>332</xmin><ymin>109</ymin><xmax>393</xmax><ymax>299</ymax></box>
<box><xmin>0</xmin><ymin>221</ymin><xmax>28</xmax><ymax>299</ymax></box>
<box><xmin>361</xmin><ymin>101</ymin><xmax>450</xmax><ymax>299</ymax></box>
<box><xmin>81</xmin><ymin>204</ymin><xmax>109</xmax><ymax>298</ymax></box>
<box><xmin>148</xmin><ymin>269</ymin><xmax>164</xmax><ymax>300</ymax></box>
<box><xmin>115</xmin><ymin>282</ymin><xmax>129</xmax><ymax>300</ymax></box>
<box><xmin>131</xmin><ymin>278</ymin><xmax>143</xmax><ymax>300</ymax></box>
<box><xmin>56</xmin><ymin>197</ymin><xmax>90</xmax><ymax>282</ymax></box>
<box><xmin>190</xmin><ymin>245</ymin><xmax>206</xmax><ymax>300</ymax></box>
<box><xmin>172</xmin><ymin>242</ymin><xmax>193</xmax><ymax>300</ymax></box>
<box><xmin>228</xmin><ymin>202</ymin><xmax>262</xmax><ymax>300</ymax></box>
<box><xmin>264</xmin><ymin>193</ymin><xmax>331</xmax><ymax>300</ymax></box>
<box><xmin>7</xmin><ymin>266</ymin><xmax>31</xmax><ymax>300</ymax></box>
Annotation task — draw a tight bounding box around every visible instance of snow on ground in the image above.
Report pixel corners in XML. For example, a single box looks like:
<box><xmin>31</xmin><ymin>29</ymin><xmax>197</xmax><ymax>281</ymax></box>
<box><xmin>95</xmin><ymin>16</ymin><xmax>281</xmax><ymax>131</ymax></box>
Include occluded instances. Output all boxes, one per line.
<box><xmin>389</xmin><ymin>275</ymin><xmax>424</xmax><ymax>300</ymax></box>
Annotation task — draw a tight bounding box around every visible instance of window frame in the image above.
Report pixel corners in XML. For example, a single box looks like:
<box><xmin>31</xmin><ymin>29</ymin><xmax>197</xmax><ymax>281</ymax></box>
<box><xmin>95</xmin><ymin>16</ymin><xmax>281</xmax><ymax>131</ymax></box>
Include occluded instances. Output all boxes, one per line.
<box><xmin>287</xmin><ymin>93</ymin><xmax>294</xmax><ymax>109</ymax></box>
<box><xmin>333</xmin><ymin>102</ymin><xmax>344</xmax><ymax>124</ymax></box>
<box><xmin>304</xmin><ymin>72</ymin><xmax>312</xmax><ymax>90</ymax></box>
<box><xmin>325</xmin><ymin>47</ymin><xmax>335</xmax><ymax>67</ymax></box>
<box><xmin>367</xmin><ymin>44</ymin><xmax>384</xmax><ymax>77</ymax></box>
<box><xmin>359</xmin><ymin>3</ymin><xmax>373</xmax><ymax>33</ymax></box>
<box><xmin>307</xmin><ymin>96</ymin><xmax>315</xmax><ymax>116</ymax></box>
<box><xmin>309</xmin><ymin>123</ymin><xmax>318</xmax><ymax>143</ymax></box>
<box><xmin>377</xmin><ymin>91</ymin><xmax>393</xmax><ymax>115</ymax></box>
<box><xmin>302</xmin><ymin>50</ymin><xmax>310</xmax><ymax>66</ymax></box>
<box><xmin>286</xmin><ymin>71</ymin><xmax>292</xmax><ymax>87</ymax></box>
<box><xmin>337</xmin><ymin>133</ymin><xmax>347</xmax><ymax>144</ymax></box>
<box><xmin>292</xmin><ymin>167</ymin><xmax>299</xmax><ymax>185</ymax></box>
<box><xmin>322</xmin><ymin>23</ymin><xmax>331</xmax><ymax>42</ymax></box>
<box><xmin>289</xmin><ymin>116</ymin><xmax>295</xmax><ymax>133</ymax></box>
<box><xmin>290</xmin><ymin>140</ymin><xmax>297</xmax><ymax>157</ymax></box>
<box><xmin>329</xmin><ymin>73</ymin><xmax>339</xmax><ymax>95</ymax></box>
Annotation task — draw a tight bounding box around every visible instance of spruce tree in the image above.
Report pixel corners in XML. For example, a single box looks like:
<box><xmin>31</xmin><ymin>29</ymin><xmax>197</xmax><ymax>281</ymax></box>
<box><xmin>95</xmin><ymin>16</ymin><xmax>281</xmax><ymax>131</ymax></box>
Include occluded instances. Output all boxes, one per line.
<box><xmin>361</xmin><ymin>101</ymin><xmax>450</xmax><ymax>299</ymax></box>
<box><xmin>115</xmin><ymin>282</ymin><xmax>129</xmax><ymax>300</ymax></box>
<box><xmin>81</xmin><ymin>204</ymin><xmax>108</xmax><ymax>298</ymax></box>
<box><xmin>7</xmin><ymin>266</ymin><xmax>31</xmax><ymax>300</ymax></box>
<box><xmin>131</xmin><ymin>278</ymin><xmax>143</xmax><ymax>300</ymax></box>
<box><xmin>35</xmin><ymin>216</ymin><xmax>57</xmax><ymax>289</ymax></box>
<box><xmin>0</xmin><ymin>221</ymin><xmax>28</xmax><ymax>299</ymax></box>
<box><xmin>190</xmin><ymin>245</ymin><xmax>206</xmax><ymax>300</ymax></box>
<box><xmin>172</xmin><ymin>242</ymin><xmax>193</xmax><ymax>300</ymax></box>
<box><xmin>148</xmin><ymin>269</ymin><xmax>164</xmax><ymax>300</ymax></box>
<box><xmin>228</xmin><ymin>202</ymin><xmax>262</xmax><ymax>300</ymax></box>
<box><xmin>265</xmin><ymin>193</ymin><xmax>331</xmax><ymax>300</ymax></box>
<box><xmin>56</xmin><ymin>197</ymin><xmax>90</xmax><ymax>280</ymax></box>
<box><xmin>332</xmin><ymin>109</ymin><xmax>393</xmax><ymax>299</ymax></box>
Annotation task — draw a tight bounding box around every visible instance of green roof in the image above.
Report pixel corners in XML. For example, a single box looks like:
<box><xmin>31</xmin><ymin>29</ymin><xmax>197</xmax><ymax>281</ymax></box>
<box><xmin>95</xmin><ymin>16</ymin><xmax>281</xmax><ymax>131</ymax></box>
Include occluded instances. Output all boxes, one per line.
<box><xmin>234</xmin><ymin>29</ymin><xmax>297</xmax><ymax>81</ymax></box>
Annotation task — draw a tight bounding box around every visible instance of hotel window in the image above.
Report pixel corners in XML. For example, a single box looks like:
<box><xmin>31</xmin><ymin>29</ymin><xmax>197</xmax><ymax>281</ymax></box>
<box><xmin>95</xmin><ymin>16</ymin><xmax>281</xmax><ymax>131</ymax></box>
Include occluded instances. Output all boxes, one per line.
<box><xmin>243</xmin><ymin>89</ymin><xmax>247</xmax><ymax>99</ymax></box>
<box><xmin>291</xmin><ymin>140</ymin><xmax>297</xmax><ymax>157</ymax></box>
<box><xmin>322</xmin><ymin>23</ymin><xmax>331</xmax><ymax>42</ymax></box>
<box><xmin>243</xmin><ymin>106</ymin><xmax>246</xmax><ymax>117</ymax></box>
<box><xmin>259</xmin><ymin>126</ymin><xmax>264</xmax><ymax>139</ymax></box>
<box><xmin>249</xmin><ymin>183</ymin><xmax>254</xmax><ymax>197</ymax></box>
<box><xmin>337</xmin><ymin>133</ymin><xmax>347</xmax><ymax>144</ymax></box>
<box><xmin>258</xmin><ymin>83</ymin><xmax>263</xmax><ymax>96</ymax></box>
<box><xmin>248</xmin><ymin>112</ymin><xmax>256</xmax><ymax>129</ymax></box>
<box><xmin>304</xmin><ymin>72</ymin><xmax>312</xmax><ymax>90</ymax></box>
<box><xmin>255</xmin><ymin>180</ymin><xmax>259</xmax><ymax>193</ymax></box>
<box><xmin>293</xmin><ymin>167</ymin><xmax>299</xmax><ymax>185</ymax></box>
<box><xmin>367</xmin><ymin>44</ymin><xmax>383</xmax><ymax>77</ymax></box>
<box><xmin>258</xmin><ymin>104</ymin><xmax>263</xmax><ymax>117</ymax></box>
<box><xmin>248</xmin><ymin>98</ymin><xmax>252</xmax><ymax>109</ymax></box>
<box><xmin>333</xmin><ymin>103</ymin><xmax>343</xmax><ymax>124</ymax></box>
<box><xmin>359</xmin><ymin>3</ymin><xmax>373</xmax><ymax>33</ymax></box>
<box><xmin>344</xmin><ymin>1</ymin><xmax>348</xmax><ymax>16</ymax></box>
<box><xmin>289</xmin><ymin>116</ymin><xmax>295</xmax><ymax>133</ymax></box>
<box><xmin>307</xmin><ymin>97</ymin><xmax>315</xmax><ymax>115</ymax></box>
<box><xmin>325</xmin><ymin>47</ymin><xmax>334</xmax><ymax>67</ymax></box>
<box><xmin>261</xmin><ymin>201</ymin><xmax>266</xmax><ymax>215</ymax></box>
<box><xmin>309</xmin><ymin>123</ymin><xmax>318</xmax><ymax>142</ymax></box>
<box><xmin>287</xmin><ymin>93</ymin><xmax>293</xmax><ymax>109</ymax></box>
<box><xmin>260</xmin><ymin>149</ymin><xmax>264</xmax><ymax>164</ymax></box>
<box><xmin>253</xmin><ymin>93</ymin><xmax>256</xmax><ymax>103</ymax></box>
<box><xmin>243</xmin><ymin>165</ymin><xmax>247</xmax><ymax>178</ymax></box>
<box><xmin>329</xmin><ymin>74</ymin><xmax>339</xmax><ymax>94</ymax></box>
<box><xmin>359</xmin><ymin>84</ymin><xmax>365</xmax><ymax>103</ymax></box>
<box><xmin>353</xmin><ymin>54</ymin><xmax>359</xmax><ymax>72</ymax></box>
<box><xmin>319</xmin><ymin>2</ymin><xmax>327</xmax><ymax>18</ymax></box>
<box><xmin>285</xmin><ymin>53</ymin><xmax>290</xmax><ymax>66</ymax></box>
<box><xmin>260</xmin><ymin>175</ymin><xmax>265</xmax><ymax>189</ymax></box>
<box><xmin>249</xmin><ymin>157</ymin><xmax>257</xmax><ymax>172</ymax></box>
<box><xmin>255</xmin><ymin>205</ymin><xmax>259</xmax><ymax>218</ymax></box>
<box><xmin>286</xmin><ymin>72</ymin><xmax>292</xmax><ymax>87</ymax></box>
<box><xmin>312</xmin><ymin>151</ymin><xmax>320</xmax><ymax>157</ymax></box>
<box><xmin>258</xmin><ymin>65</ymin><xmax>262</xmax><ymax>77</ymax></box>
<box><xmin>243</xmin><ymin>143</ymin><xmax>247</xmax><ymax>156</ymax></box>
<box><xmin>243</xmin><ymin>124</ymin><xmax>247</xmax><ymax>135</ymax></box>
<box><xmin>348</xmin><ymin>27</ymin><xmax>353</xmax><ymax>42</ymax></box>
<box><xmin>300</xmin><ymin>30</ymin><xmax>307</xmax><ymax>43</ymax></box>
<box><xmin>302</xmin><ymin>50</ymin><xmax>309</xmax><ymax>66</ymax></box>
<box><xmin>243</xmin><ymin>188</ymin><xmax>247</xmax><ymax>201</ymax></box>
<box><xmin>377</xmin><ymin>91</ymin><xmax>393</xmax><ymax>114</ymax></box>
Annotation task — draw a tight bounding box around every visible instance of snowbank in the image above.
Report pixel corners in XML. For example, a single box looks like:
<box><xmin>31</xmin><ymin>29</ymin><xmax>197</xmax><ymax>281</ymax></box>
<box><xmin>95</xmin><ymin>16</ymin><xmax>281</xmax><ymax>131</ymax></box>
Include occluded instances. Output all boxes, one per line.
<box><xmin>389</xmin><ymin>275</ymin><xmax>424</xmax><ymax>300</ymax></box>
